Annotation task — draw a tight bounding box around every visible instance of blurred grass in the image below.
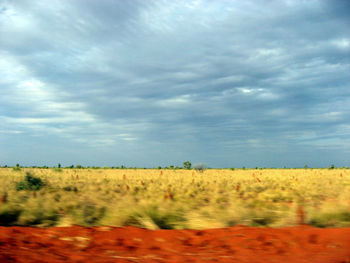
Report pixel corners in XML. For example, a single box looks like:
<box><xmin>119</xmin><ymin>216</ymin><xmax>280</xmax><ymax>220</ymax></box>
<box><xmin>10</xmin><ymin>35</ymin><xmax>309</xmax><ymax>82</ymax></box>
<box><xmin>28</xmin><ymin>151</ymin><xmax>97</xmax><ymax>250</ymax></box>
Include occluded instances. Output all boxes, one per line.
<box><xmin>0</xmin><ymin>168</ymin><xmax>349</xmax><ymax>228</ymax></box>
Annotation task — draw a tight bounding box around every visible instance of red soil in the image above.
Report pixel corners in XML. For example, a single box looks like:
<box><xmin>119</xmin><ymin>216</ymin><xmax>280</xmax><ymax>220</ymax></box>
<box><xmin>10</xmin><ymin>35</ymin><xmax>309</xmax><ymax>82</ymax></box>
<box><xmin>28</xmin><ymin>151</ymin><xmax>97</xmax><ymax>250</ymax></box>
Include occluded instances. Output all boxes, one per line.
<box><xmin>0</xmin><ymin>225</ymin><xmax>349</xmax><ymax>263</ymax></box>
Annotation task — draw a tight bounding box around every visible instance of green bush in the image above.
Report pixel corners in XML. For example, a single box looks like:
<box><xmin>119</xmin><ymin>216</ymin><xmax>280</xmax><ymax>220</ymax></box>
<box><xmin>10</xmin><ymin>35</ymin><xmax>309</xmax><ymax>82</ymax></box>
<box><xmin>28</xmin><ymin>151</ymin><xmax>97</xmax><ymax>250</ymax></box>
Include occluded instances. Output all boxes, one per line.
<box><xmin>0</xmin><ymin>205</ymin><xmax>22</xmax><ymax>226</ymax></box>
<box><xmin>183</xmin><ymin>161</ymin><xmax>192</xmax><ymax>169</ymax></box>
<box><xmin>16</xmin><ymin>172</ymin><xmax>45</xmax><ymax>191</ymax></box>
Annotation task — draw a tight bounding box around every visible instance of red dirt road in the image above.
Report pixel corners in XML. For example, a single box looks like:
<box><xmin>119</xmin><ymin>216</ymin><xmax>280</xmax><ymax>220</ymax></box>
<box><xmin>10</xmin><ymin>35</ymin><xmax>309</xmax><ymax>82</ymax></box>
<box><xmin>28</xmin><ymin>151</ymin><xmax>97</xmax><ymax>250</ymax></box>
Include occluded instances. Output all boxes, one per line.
<box><xmin>0</xmin><ymin>225</ymin><xmax>349</xmax><ymax>263</ymax></box>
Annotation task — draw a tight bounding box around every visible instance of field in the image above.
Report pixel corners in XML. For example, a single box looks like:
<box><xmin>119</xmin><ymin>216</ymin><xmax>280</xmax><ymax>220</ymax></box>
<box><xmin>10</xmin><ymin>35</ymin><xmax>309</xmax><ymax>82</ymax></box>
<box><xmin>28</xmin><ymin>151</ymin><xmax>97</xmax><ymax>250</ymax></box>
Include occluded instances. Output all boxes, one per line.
<box><xmin>1</xmin><ymin>168</ymin><xmax>350</xmax><ymax>262</ymax></box>
<box><xmin>1</xmin><ymin>168</ymin><xmax>350</xmax><ymax>229</ymax></box>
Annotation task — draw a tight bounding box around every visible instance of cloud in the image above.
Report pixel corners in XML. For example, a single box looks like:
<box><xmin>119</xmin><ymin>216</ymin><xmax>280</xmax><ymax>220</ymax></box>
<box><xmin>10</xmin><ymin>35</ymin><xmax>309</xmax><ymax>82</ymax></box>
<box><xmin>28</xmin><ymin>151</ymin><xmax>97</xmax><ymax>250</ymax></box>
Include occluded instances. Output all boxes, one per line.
<box><xmin>0</xmin><ymin>0</ymin><xmax>349</xmax><ymax>167</ymax></box>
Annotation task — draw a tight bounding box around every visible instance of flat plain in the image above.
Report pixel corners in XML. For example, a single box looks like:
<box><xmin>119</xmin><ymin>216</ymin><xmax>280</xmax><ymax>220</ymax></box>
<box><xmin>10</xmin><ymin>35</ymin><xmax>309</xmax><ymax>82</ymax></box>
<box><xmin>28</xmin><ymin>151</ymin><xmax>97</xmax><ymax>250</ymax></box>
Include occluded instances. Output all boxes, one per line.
<box><xmin>1</xmin><ymin>168</ymin><xmax>350</xmax><ymax>263</ymax></box>
<box><xmin>1</xmin><ymin>168</ymin><xmax>349</xmax><ymax>229</ymax></box>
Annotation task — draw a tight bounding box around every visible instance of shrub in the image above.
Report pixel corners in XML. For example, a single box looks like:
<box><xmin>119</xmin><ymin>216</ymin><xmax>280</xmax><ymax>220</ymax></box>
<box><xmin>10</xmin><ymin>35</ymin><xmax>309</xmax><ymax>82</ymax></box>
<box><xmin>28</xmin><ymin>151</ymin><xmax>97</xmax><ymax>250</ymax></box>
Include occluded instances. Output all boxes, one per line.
<box><xmin>71</xmin><ymin>202</ymin><xmax>106</xmax><ymax>226</ymax></box>
<box><xmin>308</xmin><ymin>211</ymin><xmax>350</xmax><ymax>227</ymax></box>
<box><xmin>13</xmin><ymin>163</ymin><xmax>21</xmax><ymax>171</ymax></box>
<box><xmin>183</xmin><ymin>161</ymin><xmax>192</xmax><ymax>169</ymax></box>
<box><xmin>83</xmin><ymin>203</ymin><xmax>106</xmax><ymax>225</ymax></box>
<box><xmin>0</xmin><ymin>205</ymin><xmax>22</xmax><ymax>226</ymax></box>
<box><xmin>193</xmin><ymin>163</ymin><xmax>207</xmax><ymax>173</ymax></box>
<box><xmin>16</xmin><ymin>172</ymin><xmax>45</xmax><ymax>191</ymax></box>
<box><xmin>17</xmin><ymin>206</ymin><xmax>59</xmax><ymax>226</ymax></box>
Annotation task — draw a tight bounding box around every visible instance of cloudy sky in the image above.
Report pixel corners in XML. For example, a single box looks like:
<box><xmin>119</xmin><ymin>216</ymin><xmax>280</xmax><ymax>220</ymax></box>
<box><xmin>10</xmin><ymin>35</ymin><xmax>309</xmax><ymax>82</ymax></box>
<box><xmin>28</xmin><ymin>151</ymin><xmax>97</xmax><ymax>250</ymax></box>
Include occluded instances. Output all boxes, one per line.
<box><xmin>0</xmin><ymin>0</ymin><xmax>349</xmax><ymax>168</ymax></box>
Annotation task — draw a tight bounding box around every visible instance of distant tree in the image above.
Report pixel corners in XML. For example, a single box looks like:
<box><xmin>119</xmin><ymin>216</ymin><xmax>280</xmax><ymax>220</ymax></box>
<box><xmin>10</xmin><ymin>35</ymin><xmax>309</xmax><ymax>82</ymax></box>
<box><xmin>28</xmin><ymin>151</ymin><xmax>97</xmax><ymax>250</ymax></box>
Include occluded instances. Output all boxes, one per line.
<box><xmin>183</xmin><ymin>161</ymin><xmax>192</xmax><ymax>169</ymax></box>
<box><xmin>329</xmin><ymin>164</ymin><xmax>335</xmax><ymax>169</ymax></box>
<box><xmin>193</xmin><ymin>163</ymin><xmax>207</xmax><ymax>173</ymax></box>
<box><xmin>58</xmin><ymin>163</ymin><xmax>61</xmax><ymax>168</ymax></box>
<box><xmin>16</xmin><ymin>164</ymin><xmax>20</xmax><ymax>168</ymax></box>
<box><xmin>304</xmin><ymin>164</ymin><xmax>309</xmax><ymax>169</ymax></box>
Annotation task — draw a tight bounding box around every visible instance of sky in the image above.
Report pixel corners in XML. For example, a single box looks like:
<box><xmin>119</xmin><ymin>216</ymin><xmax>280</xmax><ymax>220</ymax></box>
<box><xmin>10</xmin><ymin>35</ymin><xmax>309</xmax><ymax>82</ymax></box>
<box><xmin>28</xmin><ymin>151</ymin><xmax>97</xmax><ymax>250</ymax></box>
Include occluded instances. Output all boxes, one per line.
<box><xmin>0</xmin><ymin>0</ymin><xmax>349</xmax><ymax>168</ymax></box>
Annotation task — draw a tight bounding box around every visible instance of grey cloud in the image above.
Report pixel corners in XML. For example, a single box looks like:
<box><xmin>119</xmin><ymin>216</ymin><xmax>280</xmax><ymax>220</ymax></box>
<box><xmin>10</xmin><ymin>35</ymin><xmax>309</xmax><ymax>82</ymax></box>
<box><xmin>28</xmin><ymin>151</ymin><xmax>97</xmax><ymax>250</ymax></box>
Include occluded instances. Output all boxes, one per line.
<box><xmin>0</xmin><ymin>0</ymin><xmax>349</xmax><ymax>167</ymax></box>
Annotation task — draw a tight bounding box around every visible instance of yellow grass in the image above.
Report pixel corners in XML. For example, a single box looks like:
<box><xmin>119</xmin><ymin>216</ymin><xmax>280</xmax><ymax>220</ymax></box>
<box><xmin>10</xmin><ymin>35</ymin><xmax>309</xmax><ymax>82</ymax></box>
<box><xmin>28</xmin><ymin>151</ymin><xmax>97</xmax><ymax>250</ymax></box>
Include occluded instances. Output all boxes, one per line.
<box><xmin>0</xmin><ymin>168</ymin><xmax>349</xmax><ymax>229</ymax></box>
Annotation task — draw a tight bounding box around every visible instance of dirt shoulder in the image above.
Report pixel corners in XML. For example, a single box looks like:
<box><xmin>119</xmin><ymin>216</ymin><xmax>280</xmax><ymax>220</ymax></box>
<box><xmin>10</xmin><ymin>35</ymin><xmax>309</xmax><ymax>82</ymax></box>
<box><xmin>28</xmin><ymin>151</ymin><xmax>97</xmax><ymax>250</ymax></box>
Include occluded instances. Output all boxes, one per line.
<box><xmin>0</xmin><ymin>225</ymin><xmax>350</xmax><ymax>263</ymax></box>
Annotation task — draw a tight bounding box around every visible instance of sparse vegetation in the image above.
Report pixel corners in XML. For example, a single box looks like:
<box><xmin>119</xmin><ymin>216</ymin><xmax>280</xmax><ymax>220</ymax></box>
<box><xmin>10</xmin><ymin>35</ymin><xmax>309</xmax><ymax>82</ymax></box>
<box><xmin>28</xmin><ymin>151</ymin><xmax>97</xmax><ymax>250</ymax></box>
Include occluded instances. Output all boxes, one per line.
<box><xmin>0</xmin><ymin>167</ymin><xmax>349</xmax><ymax>228</ymax></box>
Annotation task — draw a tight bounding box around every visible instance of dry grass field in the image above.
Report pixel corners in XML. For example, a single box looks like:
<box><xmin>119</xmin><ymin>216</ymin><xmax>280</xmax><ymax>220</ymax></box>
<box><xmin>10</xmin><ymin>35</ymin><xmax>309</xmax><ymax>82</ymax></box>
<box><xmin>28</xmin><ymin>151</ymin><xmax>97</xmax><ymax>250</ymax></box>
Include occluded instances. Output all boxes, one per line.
<box><xmin>1</xmin><ymin>168</ymin><xmax>350</xmax><ymax>229</ymax></box>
